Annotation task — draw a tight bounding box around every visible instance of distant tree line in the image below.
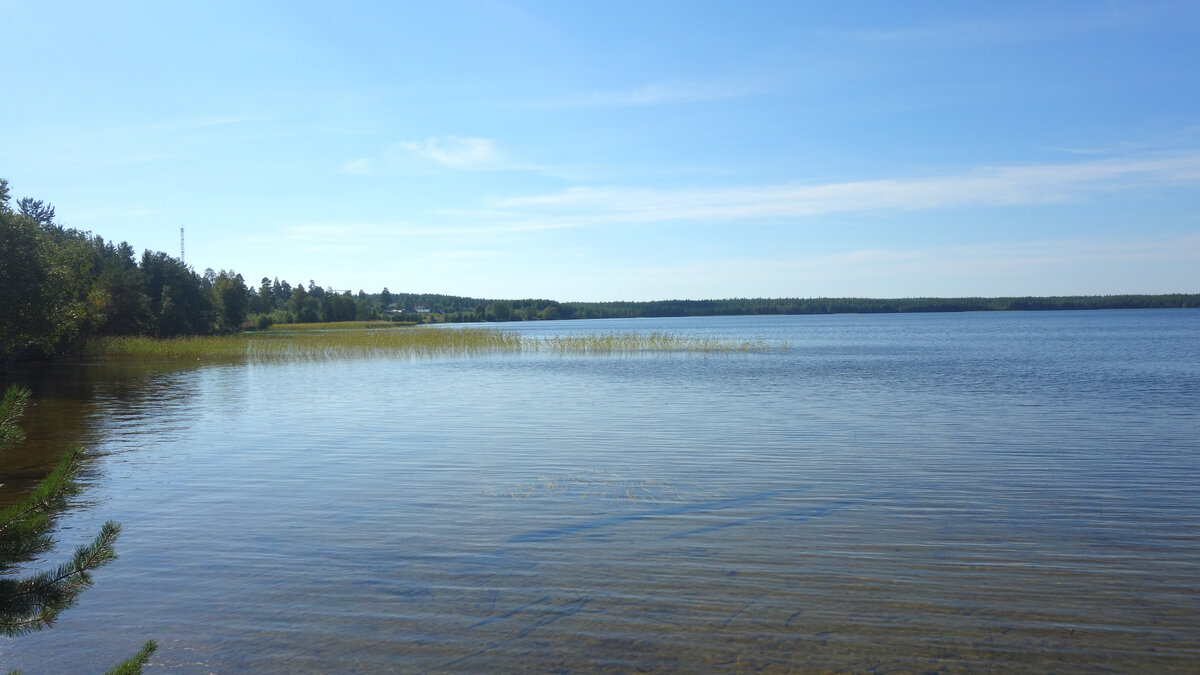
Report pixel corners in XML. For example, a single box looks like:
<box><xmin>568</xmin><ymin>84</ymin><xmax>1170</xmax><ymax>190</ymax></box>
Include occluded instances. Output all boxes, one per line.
<box><xmin>366</xmin><ymin>293</ymin><xmax>1200</xmax><ymax>324</ymax></box>
<box><xmin>559</xmin><ymin>295</ymin><xmax>1200</xmax><ymax>318</ymax></box>
<box><xmin>2</xmin><ymin>178</ymin><xmax>1197</xmax><ymax>365</ymax></box>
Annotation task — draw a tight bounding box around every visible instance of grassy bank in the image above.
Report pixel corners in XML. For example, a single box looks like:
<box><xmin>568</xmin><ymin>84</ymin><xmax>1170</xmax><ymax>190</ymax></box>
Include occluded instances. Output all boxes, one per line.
<box><xmin>84</xmin><ymin>328</ymin><xmax>778</xmax><ymax>361</ymax></box>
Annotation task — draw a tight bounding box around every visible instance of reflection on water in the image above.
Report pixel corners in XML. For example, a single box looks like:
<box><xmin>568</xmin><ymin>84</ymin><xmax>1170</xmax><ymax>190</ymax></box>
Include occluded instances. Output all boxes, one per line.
<box><xmin>1</xmin><ymin>310</ymin><xmax>1198</xmax><ymax>672</ymax></box>
<box><xmin>0</xmin><ymin>360</ymin><xmax>205</xmax><ymax>506</ymax></box>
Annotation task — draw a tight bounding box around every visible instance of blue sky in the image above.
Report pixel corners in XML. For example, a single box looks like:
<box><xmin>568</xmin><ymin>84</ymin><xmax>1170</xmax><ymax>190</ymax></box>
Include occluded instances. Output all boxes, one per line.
<box><xmin>3</xmin><ymin>1</ymin><xmax>1198</xmax><ymax>301</ymax></box>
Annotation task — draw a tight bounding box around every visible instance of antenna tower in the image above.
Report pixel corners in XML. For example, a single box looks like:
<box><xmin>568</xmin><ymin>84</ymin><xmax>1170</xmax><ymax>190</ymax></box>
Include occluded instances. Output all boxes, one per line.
<box><xmin>180</xmin><ymin>226</ymin><xmax>185</xmax><ymax>264</ymax></box>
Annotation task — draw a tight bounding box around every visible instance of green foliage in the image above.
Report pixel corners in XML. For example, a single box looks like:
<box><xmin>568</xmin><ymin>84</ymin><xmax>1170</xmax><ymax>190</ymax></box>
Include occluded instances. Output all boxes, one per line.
<box><xmin>489</xmin><ymin>301</ymin><xmax>513</xmax><ymax>322</ymax></box>
<box><xmin>0</xmin><ymin>384</ymin><xmax>112</xmax><ymax>629</ymax></box>
<box><xmin>354</xmin><ymin>297</ymin><xmax>378</xmax><ymax>321</ymax></box>
<box><xmin>287</xmin><ymin>284</ymin><xmax>321</xmax><ymax>323</ymax></box>
<box><xmin>15</xmin><ymin>198</ymin><xmax>55</xmax><ymax>226</ymax></box>
<box><xmin>213</xmin><ymin>269</ymin><xmax>249</xmax><ymax>332</ymax></box>
<box><xmin>0</xmin><ymin>386</ymin><xmax>29</xmax><ymax>450</ymax></box>
<box><xmin>272</xmin><ymin>278</ymin><xmax>291</xmax><ymax>304</ymax></box>
<box><xmin>0</xmin><ymin>210</ymin><xmax>94</xmax><ymax>361</ymax></box>
<box><xmin>103</xmin><ymin>639</ymin><xmax>158</xmax><ymax>675</ymax></box>
<box><xmin>322</xmin><ymin>293</ymin><xmax>358</xmax><ymax>323</ymax></box>
<box><xmin>253</xmin><ymin>277</ymin><xmax>277</xmax><ymax>315</ymax></box>
<box><xmin>539</xmin><ymin>302</ymin><xmax>563</xmax><ymax>320</ymax></box>
<box><xmin>140</xmin><ymin>251</ymin><xmax>214</xmax><ymax>337</ymax></box>
<box><xmin>0</xmin><ymin>521</ymin><xmax>120</xmax><ymax>636</ymax></box>
<box><xmin>94</xmin><ymin>266</ymin><xmax>153</xmax><ymax>336</ymax></box>
<box><xmin>0</xmin><ymin>444</ymin><xmax>83</xmax><ymax>565</ymax></box>
<box><xmin>88</xmin><ymin>238</ymin><xmax>152</xmax><ymax>337</ymax></box>
<box><xmin>0</xmin><ymin>385</ymin><xmax>109</xmax><ymax>635</ymax></box>
<box><xmin>0</xmin><ymin>384</ymin><xmax>152</xmax><ymax>670</ymax></box>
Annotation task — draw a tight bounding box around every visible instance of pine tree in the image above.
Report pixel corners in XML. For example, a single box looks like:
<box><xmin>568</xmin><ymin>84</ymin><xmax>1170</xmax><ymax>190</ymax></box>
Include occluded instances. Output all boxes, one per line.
<box><xmin>0</xmin><ymin>385</ymin><xmax>156</xmax><ymax>673</ymax></box>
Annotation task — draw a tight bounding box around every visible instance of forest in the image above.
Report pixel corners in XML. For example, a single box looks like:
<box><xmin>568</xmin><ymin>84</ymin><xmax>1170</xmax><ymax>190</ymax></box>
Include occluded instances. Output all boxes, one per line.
<box><xmin>3</xmin><ymin>177</ymin><xmax>1197</xmax><ymax>366</ymax></box>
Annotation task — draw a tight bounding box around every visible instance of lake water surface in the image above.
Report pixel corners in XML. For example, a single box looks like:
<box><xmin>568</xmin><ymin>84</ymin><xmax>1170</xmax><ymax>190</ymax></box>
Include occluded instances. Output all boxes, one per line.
<box><xmin>2</xmin><ymin>310</ymin><xmax>1198</xmax><ymax>672</ymax></box>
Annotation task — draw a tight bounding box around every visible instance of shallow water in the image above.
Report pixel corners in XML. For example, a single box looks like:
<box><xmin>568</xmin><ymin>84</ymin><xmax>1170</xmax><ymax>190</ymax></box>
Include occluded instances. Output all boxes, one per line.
<box><xmin>2</xmin><ymin>310</ymin><xmax>1198</xmax><ymax>672</ymax></box>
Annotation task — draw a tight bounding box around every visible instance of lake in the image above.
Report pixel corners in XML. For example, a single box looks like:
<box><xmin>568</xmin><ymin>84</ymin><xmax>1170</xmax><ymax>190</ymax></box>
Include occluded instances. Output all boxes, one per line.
<box><xmin>2</xmin><ymin>310</ymin><xmax>1198</xmax><ymax>672</ymax></box>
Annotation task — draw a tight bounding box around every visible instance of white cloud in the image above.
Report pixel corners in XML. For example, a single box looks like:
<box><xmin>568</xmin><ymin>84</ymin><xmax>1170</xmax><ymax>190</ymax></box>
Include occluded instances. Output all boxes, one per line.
<box><xmin>597</xmin><ymin>234</ymin><xmax>1200</xmax><ymax>299</ymax></box>
<box><xmin>488</xmin><ymin>153</ymin><xmax>1200</xmax><ymax>226</ymax></box>
<box><xmin>394</xmin><ymin>136</ymin><xmax>503</xmax><ymax>170</ymax></box>
<box><xmin>285</xmin><ymin>219</ymin><xmax>573</xmax><ymax>240</ymax></box>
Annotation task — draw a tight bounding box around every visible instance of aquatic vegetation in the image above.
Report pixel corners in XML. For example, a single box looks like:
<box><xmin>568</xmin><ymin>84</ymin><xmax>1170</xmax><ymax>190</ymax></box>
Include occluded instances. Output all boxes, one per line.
<box><xmin>541</xmin><ymin>331</ymin><xmax>772</xmax><ymax>355</ymax></box>
<box><xmin>84</xmin><ymin>328</ymin><xmax>781</xmax><ymax>362</ymax></box>
<box><xmin>263</xmin><ymin>320</ymin><xmax>403</xmax><ymax>331</ymax></box>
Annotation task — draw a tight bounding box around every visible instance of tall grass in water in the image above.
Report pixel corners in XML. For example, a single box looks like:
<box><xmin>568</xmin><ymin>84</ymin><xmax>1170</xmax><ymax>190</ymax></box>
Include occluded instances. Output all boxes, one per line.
<box><xmin>543</xmin><ymin>331</ymin><xmax>770</xmax><ymax>355</ymax></box>
<box><xmin>265</xmin><ymin>321</ymin><xmax>404</xmax><ymax>331</ymax></box>
<box><xmin>86</xmin><ymin>328</ymin><xmax>779</xmax><ymax>361</ymax></box>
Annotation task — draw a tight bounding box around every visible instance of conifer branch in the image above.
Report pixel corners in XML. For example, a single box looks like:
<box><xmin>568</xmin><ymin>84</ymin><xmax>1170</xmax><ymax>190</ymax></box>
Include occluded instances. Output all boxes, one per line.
<box><xmin>0</xmin><ymin>522</ymin><xmax>121</xmax><ymax>636</ymax></box>
<box><xmin>0</xmin><ymin>446</ymin><xmax>84</xmax><ymax>569</ymax></box>
<box><xmin>0</xmin><ymin>445</ymin><xmax>83</xmax><ymax>526</ymax></box>
<box><xmin>0</xmin><ymin>386</ymin><xmax>30</xmax><ymax>449</ymax></box>
<box><xmin>104</xmin><ymin>639</ymin><xmax>158</xmax><ymax>675</ymax></box>
<box><xmin>0</xmin><ymin>384</ymin><xmax>153</xmax><ymax>669</ymax></box>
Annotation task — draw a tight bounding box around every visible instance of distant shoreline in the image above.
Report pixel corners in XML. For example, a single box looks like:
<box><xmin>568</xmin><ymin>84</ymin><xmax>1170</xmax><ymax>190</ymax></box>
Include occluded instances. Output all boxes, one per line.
<box><xmin>404</xmin><ymin>293</ymin><xmax>1199</xmax><ymax>323</ymax></box>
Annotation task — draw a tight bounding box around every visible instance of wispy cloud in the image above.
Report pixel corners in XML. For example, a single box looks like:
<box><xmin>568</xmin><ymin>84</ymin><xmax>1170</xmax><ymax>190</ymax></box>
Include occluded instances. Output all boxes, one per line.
<box><xmin>486</xmin><ymin>153</ymin><xmax>1200</xmax><ymax>226</ymax></box>
<box><xmin>393</xmin><ymin>136</ymin><xmax>504</xmax><ymax>170</ymax></box>
<box><xmin>345</xmin><ymin>136</ymin><xmax>542</xmax><ymax>174</ymax></box>
<box><xmin>282</xmin><ymin>219</ymin><xmax>572</xmax><ymax>242</ymax></box>
<box><xmin>600</xmin><ymin>234</ymin><xmax>1200</xmax><ymax>299</ymax></box>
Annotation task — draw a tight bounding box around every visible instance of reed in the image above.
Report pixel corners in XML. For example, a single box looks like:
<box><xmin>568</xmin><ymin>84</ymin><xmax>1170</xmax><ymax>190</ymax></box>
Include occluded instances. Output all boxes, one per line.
<box><xmin>263</xmin><ymin>321</ymin><xmax>401</xmax><ymax>331</ymax></box>
<box><xmin>85</xmin><ymin>327</ymin><xmax>779</xmax><ymax>361</ymax></box>
<box><xmin>542</xmin><ymin>331</ymin><xmax>770</xmax><ymax>355</ymax></box>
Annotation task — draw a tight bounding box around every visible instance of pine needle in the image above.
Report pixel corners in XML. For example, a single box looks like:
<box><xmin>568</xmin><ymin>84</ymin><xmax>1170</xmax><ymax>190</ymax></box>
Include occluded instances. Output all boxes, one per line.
<box><xmin>0</xmin><ymin>386</ymin><xmax>30</xmax><ymax>450</ymax></box>
<box><xmin>104</xmin><ymin>639</ymin><xmax>158</xmax><ymax>675</ymax></box>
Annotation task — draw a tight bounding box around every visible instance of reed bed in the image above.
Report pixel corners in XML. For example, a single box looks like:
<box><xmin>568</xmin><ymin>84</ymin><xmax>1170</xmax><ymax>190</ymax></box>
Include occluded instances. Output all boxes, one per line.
<box><xmin>85</xmin><ymin>327</ymin><xmax>779</xmax><ymax>362</ymax></box>
<box><xmin>265</xmin><ymin>321</ymin><xmax>402</xmax><ymax>331</ymax></box>
<box><xmin>85</xmin><ymin>334</ymin><xmax>255</xmax><ymax>359</ymax></box>
<box><xmin>541</xmin><ymin>331</ymin><xmax>770</xmax><ymax>355</ymax></box>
